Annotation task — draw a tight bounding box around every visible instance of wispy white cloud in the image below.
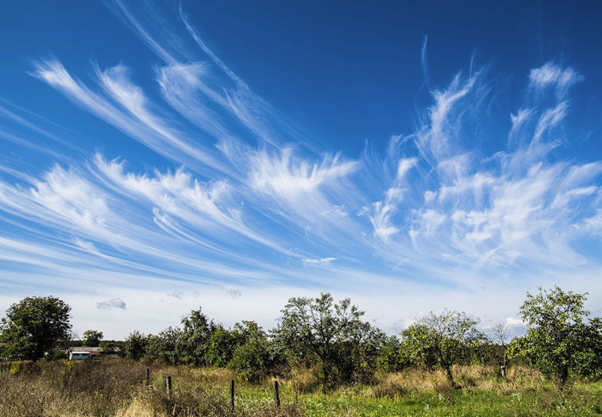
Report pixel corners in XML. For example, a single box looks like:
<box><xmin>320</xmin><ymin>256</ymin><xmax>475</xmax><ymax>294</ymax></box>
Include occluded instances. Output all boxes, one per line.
<box><xmin>249</xmin><ymin>148</ymin><xmax>358</xmax><ymax>201</ymax></box>
<box><xmin>529</xmin><ymin>62</ymin><xmax>583</xmax><ymax>99</ymax></box>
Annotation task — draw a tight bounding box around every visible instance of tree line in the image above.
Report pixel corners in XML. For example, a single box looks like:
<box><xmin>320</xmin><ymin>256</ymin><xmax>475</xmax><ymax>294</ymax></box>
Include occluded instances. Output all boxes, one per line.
<box><xmin>1</xmin><ymin>286</ymin><xmax>601</xmax><ymax>389</ymax></box>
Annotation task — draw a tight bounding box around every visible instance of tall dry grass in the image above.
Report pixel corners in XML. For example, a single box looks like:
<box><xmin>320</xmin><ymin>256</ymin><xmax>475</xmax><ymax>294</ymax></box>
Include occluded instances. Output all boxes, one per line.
<box><xmin>0</xmin><ymin>361</ymin><xmax>582</xmax><ymax>416</ymax></box>
<box><xmin>369</xmin><ymin>365</ymin><xmax>547</xmax><ymax>399</ymax></box>
<box><xmin>0</xmin><ymin>360</ymin><xmax>301</xmax><ymax>416</ymax></box>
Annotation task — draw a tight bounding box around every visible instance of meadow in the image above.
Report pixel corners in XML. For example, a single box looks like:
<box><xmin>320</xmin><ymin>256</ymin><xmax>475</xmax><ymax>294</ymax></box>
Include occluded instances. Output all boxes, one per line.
<box><xmin>1</xmin><ymin>360</ymin><xmax>601</xmax><ymax>417</ymax></box>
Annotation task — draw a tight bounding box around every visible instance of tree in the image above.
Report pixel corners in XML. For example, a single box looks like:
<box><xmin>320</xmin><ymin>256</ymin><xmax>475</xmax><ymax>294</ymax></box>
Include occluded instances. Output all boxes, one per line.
<box><xmin>82</xmin><ymin>330</ymin><xmax>104</xmax><ymax>347</ymax></box>
<box><xmin>574</xmin><ymin>316</ymin><xmax>602</xmax><ymax>380</ymax></box>
<box><xmin>228</xmin><ymin>321</ymin><xmax>277</xmax><ymax>383</ymax></box>
<box><xmin>146</xmin><ymin>327</ymin><xmax>180</xmax><ymax>364</ymax></box>
<box><xmin>376</xmin><ymin>335</ymin><xmax>405</xmax><ymax>373</ymax></box>
<box><xmin>400</xmin><ymin>323</ymin><xmax>439</xmax><ymax>371</ymax></box>
<box><xmin>401</xmin><ymin>310</ymin><xmax>484</xmax><ymax>387</ymax></box>
<box><xmin>0</xmin><ymin>296</ymin><xmax>72</xmax><ymax>361</ymax></box>
<box><xmin>176</xmin><ymin>307</ymin><xmax>217</xmax><ymax>366</ymax></box>
<box><xmin>124</xmin><ymin>330</ymin><xmax>147</xmax><ymax>361</ymax></box>
<box><xmin>517</xmin><ymin>285</ymin><xmax>591</xmax><ymax>388</ymax></box>
<box><xmin>206</xmin><ymin>325</ymin><xmax>245</xmax><ymax>367</ymax></box>
<box><xmin>272</xmin><ymin>293</ymin><xmax>385</xmax><ymax>388</ymax></box>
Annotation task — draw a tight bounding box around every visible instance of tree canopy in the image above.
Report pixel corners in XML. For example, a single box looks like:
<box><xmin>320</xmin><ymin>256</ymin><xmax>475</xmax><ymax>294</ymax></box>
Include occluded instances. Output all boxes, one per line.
<box><xmin>272</xmin><ymin>293</ymin><xmax>385</xmax><ymax>388</ymax></box>
<box><xmin>0</xmin><ymin>296</ymin><xmax>72</xmax><ymax>361</ymax></box>
<box><xmin>176</xmin><ymin>307</ymin><xmax>218</xmax><ymax>366</ymax></box>
<box><xmin>82</xmin><ymin>330</ymin><xmax>104</xmax><ymax>347</ymax></box>
<box><xmin>401</xmin><ymin>310</ymin><xmax>485</xmax><ymax>386</ymax></box>
<box><xmin>516</xmin><ymin>285</ymin><xmax>592</xmax><ymax>387</ymax></box>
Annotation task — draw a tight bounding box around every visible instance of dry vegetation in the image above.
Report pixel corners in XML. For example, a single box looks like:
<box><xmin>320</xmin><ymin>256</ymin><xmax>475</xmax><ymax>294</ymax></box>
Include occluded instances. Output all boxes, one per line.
<box><xmin>1</xmin><ymin>360</ymin><xmax>601</xmax><ymax>416</ymax></box>
<box><xmin>0</xmin><ymin>360</ymin><xmax>300</xmax><ymax>417</ymax></box>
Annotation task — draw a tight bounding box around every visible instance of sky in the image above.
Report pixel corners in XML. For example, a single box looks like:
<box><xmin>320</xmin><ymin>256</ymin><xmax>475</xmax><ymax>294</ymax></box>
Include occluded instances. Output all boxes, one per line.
<box><xmin>1</xmin><ymin>0</ymin><xmax>601</xmax><ymax>340</ymax></box>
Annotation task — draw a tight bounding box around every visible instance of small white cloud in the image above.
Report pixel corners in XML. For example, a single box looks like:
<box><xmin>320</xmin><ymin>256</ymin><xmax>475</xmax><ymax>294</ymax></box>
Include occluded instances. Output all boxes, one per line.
<box><xmin>220</xmin><ymin>285</ymin><xmax>241</xmax><ymax>297</ymax></box>
<box><xmin>392</xmin><ymin>316</ymin><xmax>416</xmax><ymax>332</ymax></box>
<box><xmin>97</xmin><ymin>298</ymin><xmax>126</xmax><ymax>310</ymax></box>
<box><xmin>504</xmin><ymin>317</ymin><xmax>526</xmax><ymax>336</ymax></box>
<box><xmin>167</xmin><ymin>291</ymin><xmax>184</xmax><ymax>299</ymax></box>
<box><xmin>302</xmin><ymin>257</ymin><xmax>337</xmax><ymax>266</ymax></box>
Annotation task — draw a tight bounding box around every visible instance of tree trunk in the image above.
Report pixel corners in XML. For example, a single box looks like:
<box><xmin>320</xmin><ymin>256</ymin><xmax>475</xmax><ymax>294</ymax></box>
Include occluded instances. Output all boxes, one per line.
<box><xmin>558</xmin><ymin>364</ymin><xmax>569</xmax><ymax>390</ymax></box>
<box><xmin>444</xmin><ymin>365</ymin><xmax>455</xmax><ymax>387</ymax></box>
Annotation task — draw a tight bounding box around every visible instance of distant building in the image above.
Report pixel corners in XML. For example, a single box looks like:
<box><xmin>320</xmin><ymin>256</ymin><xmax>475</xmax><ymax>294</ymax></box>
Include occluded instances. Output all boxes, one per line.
<box><xmin>69</xmin><ymin>351</ymin><xmax>92</xmax><ymax>360</ymax></box>
<box><xmin>68</xmin><ymin>346</ymin><xmax>120</xmax><ymax>360</ymax></box>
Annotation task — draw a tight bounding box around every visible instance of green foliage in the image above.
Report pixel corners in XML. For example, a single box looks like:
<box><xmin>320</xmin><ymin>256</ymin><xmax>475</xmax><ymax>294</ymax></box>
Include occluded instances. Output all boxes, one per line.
<box><xmin>376</xmin><ymin>335</ymin><xmax>406</xmax><ymax>373</ymax></box>
<box><xmin>0</xmin><ymin>296</ymin><xmax>71</xmax><ymax>361</ymax></box>
<box><xmin>99</xmin><ymin>340</ymin><xmax>121</xmax><ymax>355</ymax></box>
<box><xmin>82</xmin><ymin>330</ymin><xmax>103</xmax><ymax>347</ymax></box>
<box><xmin>573</xmin><ymin>316</ymin><xmax>602</xmax><ymax>380</ymax></box>
<box><xmin>228</xmin><ymin>338</ymin><xmax>270</xmax><ymax>383</ymax></box>
<box><xmin>124</xmin><ymin>330</ymin><xmax>147</xmax><ymax>361</ymax></box>
<box><xmin>272</xmin><ymin>293</ymin><xmax>385</xmax><ymax>388</ymax></box>
<box><xmin>227</xmin><ymin>320</ymin><xmax>283</xmax><ymax>383</ymax></box>
<box><xmin>401</xmin><ymin>310</ymin><xmax>485</xmax><ymax>386</ymax></box>
<box><xmin>205</xmin><ymin>326</ymin><xmax>244</xmax><ymax>367</ymax></box>
<box><xmin>176</xmin><ymin>307</ymin><xmax>217</xmax><ymax>366</ymax></box>
<box><xmin>517</xmin><ymin>285</ymin><xmax>598</xmax><ymax>387</ymax></box>
<box><xmin>400</xmin><ymin>323</ymin><xmax>438</xmax><ymax>371</ymax></box>
<box><xmin>145</xmin><ymin>326</ymin><xmax>180</xmax><ymax>364</ymax></box>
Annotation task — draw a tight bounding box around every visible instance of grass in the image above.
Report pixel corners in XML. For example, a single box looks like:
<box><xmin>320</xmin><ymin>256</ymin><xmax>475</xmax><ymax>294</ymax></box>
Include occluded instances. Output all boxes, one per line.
<box><xmin>0</xmin><ymin>361</ymin><xmax>601</xmax><ymax>416</ymax></box>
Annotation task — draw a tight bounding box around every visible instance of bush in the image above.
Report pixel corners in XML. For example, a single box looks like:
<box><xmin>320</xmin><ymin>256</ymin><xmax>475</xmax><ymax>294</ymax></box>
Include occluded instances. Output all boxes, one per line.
<box><xmin>228</xmin><ymin>337</ymin><xmax>272</xmax><ymax>383</ymax></box>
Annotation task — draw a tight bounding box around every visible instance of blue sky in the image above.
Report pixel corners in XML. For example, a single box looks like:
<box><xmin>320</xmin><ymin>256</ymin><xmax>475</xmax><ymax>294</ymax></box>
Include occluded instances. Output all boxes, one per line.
<box><xmin>1</xmin><ymin>0</ymin><xmax>602</xmax><ymax>339</ymax></box>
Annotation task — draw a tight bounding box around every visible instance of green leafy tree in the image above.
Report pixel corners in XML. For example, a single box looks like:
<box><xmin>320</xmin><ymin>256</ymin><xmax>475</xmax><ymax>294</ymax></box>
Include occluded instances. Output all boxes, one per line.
<box><xmin>146</xmin><ymin>326</ymin><xmax>180</xmax><ymax>364</ymax></box>
<box><xmin>272</xmin><ymin>293</ymin><xmax>385</xmax><ymax>388</ymax></box>
<box><xmin>376</xmin><ymin>335</ymin><xmax>405</xmax><ymax>373</ymax></box>
<box><xmin>124</xmin><ymin>330</ymin><xmax>147</xmax><ymax>361</ymax></box>
<box><xmin>0</xmin><ymin>296</ymin><xmax>72</xmax><ymax>361</ymax></box>
<box><xmin>82</xmin><ymin>330</ymin><xmax>104</xmax><ymax>347</ymax></box>
<box><xmin>228</xmin><ymin>321</ymin><xmax>276</xmax><ymax>383</ymax></box>
<box><xmin>206</xmin><ymin>325</ymin><xmax>245</xmax><ymax>367</ymax></box>
<box><xmin>400</xmin><ymin>323</ymin><xmax>439</xmax><ymax>371</ymax></box>
<box><xmin>517</xmin><ymin>286</ymin><xmax>591</xmax><ymax>387</ymax></box>
<box><xmin>176</xmin><ymin>307</ymin><xmax>217</xmax><ymax>366</ymax></box>
<box><xmin>574</xmin><ymin>317</ymin><xmax>602</xmax><ymax>380</ymax></box>
<box><xmin>401</xmin><ymin>310</ymin><xmax>484</xmax><ymax>386</ymax></box>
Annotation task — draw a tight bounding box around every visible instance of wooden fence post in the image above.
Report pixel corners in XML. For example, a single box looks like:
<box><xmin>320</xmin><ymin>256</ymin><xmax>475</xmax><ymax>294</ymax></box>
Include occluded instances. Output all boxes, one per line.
<box><xmin>230</xmin><ymin>379</ymin><xmax>235</xmax><ymax>413</ymax></box>
<box><xmin>166</xmin><ymin>376</ymin><xmax>172</xmax><ymax>397</ymax></box>
<box><xmin>146</xmin><ymin>368</ymin><xmax>150</xmax><ymax>387</ymax></box>
<box><xmin>273</xmin><ymin>380</ymin><xmax>280</xmax><ymax>409</ymax></box>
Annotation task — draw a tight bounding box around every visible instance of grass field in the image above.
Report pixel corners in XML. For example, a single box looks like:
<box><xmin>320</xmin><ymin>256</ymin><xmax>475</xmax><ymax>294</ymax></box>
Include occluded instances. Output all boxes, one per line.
<box><xmin>1</xmin><ymin>360</ymin><xmax>601</xmax><ymax>416</ymax></box>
